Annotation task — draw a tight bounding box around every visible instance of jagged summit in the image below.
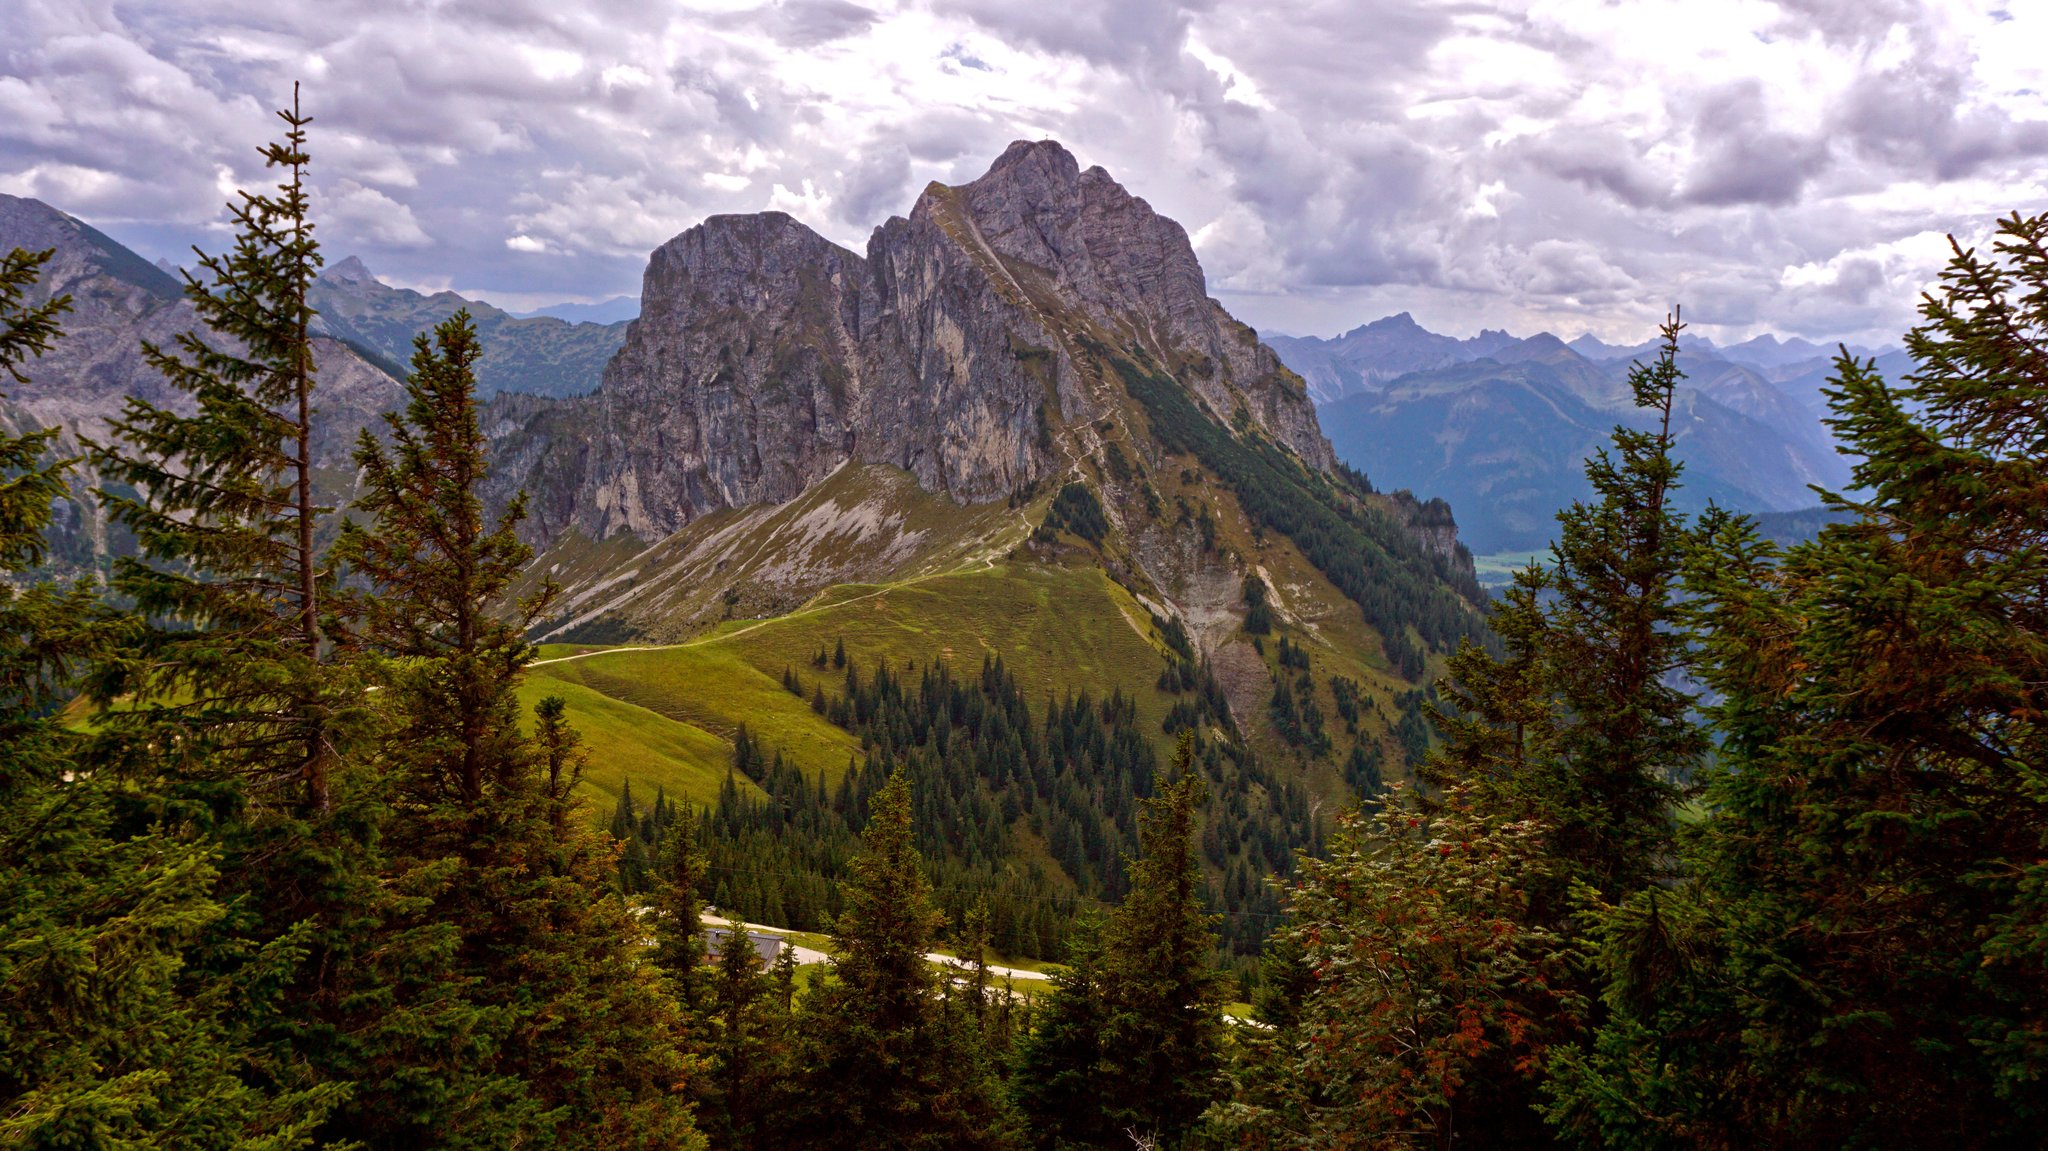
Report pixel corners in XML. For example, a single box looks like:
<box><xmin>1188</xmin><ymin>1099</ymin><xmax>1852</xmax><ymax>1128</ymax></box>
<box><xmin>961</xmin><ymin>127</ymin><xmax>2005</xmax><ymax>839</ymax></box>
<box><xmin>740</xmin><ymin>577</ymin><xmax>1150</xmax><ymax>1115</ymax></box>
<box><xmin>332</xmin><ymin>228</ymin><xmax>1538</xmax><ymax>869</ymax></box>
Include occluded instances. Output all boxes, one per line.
<box><xmin>1344</xmin><ymin>312</ymin><xmax>1426</xmax><ymax>339</ymax></box>
<box><xmin>326</xmin><ymin>254</ymin><xmax>377</xmax><ymax>284</ymax></box>
<box><xmin>491</xmin><ymin>136</ymin><xmax>1336</xmax><ymax>550</ymax></box>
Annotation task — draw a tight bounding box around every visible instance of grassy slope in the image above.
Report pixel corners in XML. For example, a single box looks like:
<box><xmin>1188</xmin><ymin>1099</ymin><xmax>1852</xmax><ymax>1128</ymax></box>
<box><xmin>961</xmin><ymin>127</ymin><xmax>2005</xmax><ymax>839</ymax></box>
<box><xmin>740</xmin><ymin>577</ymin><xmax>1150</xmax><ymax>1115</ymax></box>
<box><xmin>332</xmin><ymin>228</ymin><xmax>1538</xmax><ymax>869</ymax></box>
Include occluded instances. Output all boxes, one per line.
<box><xmin>714</xmin><ymin>561</ymin><xmax>1176</xmax><ymax>734</ymax></box>
<box><xmin>531</xmin><ymin>494</ymin><xmax>1449</xmax><ymax>821</ymax></box>
<box><xmin>528</xmin><ymin>645</ymin><xmax>861</xmax><ymax>795</ymax></box>
<box><xmin>518</xmin><ymin>557</ymin><xmax>1182</xmax><ymax>804</ymax></box>
<box><xmin>514</xmin><ymin>671</ymin><xmax>753</xmax><ymax>811</ymax></box>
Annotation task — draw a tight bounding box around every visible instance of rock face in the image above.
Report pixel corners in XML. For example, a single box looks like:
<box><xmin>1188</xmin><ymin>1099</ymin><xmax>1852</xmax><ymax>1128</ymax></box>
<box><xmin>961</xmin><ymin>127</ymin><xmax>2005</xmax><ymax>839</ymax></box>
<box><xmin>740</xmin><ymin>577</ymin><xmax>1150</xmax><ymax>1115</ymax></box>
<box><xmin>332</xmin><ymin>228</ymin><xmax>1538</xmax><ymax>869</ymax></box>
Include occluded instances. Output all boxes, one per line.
<box><xmin>0</xmin><ymin>193</ymin><xmax>403</xmax><ymax>575</ymax></box>
<box><xmin>493</xmin><ymin>140</ymin><xmax>1336</xmax><ymax>546</ymax></box>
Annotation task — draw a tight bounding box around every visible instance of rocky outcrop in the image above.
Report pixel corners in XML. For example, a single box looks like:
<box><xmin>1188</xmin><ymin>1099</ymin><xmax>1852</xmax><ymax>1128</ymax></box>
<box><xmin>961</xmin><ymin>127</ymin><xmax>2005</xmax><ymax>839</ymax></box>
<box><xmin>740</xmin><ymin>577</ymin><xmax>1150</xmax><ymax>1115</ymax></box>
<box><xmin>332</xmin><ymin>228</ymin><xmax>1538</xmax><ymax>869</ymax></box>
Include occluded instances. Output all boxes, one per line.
<box><xmin>496</xmin><ymin>140</ymin><xmax>1338</xmax><ymax>546</ymax></box>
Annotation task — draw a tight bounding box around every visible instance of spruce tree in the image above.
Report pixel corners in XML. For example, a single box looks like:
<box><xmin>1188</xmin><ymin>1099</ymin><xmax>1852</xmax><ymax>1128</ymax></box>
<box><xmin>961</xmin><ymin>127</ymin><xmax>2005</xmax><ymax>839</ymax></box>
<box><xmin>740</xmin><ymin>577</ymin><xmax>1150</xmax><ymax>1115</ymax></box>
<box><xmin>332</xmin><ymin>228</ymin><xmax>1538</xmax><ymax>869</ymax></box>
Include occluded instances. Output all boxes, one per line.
<box><xmin>1015</xmin><ymin>734</ymin><xmax>1224</xmax><ymax>1150</ymax></box>
<box><xmin>70</xmin><ymin>91</ymin><xmax>410</xmax><ymax>1147</ymax></box>
<box><xmin>701</xmin><ymin>909</ymin><xmax>771</xmax><ymax>1149</ymax></box>
<box><xmin>1</xmin><ymin>246</ymin><xmax>346</xmax><ymax>1148</ymax></box>
<box><xmin>91</xmin><ymin>85</ymin><xmax>352</xmax><ymax>810</ymax></box>
<box><xmin>1545</xmin><ymin>213</ymin><xmax>2048</xmax><ymax>1150</ymax></box>
<box><xmin>332</xmin><ymin>309</ymin><xmax>549</xmax><ymax>804</ymax></box>
<box><xmin>798</xmin><ymin>768</ymin><xmax>1014</xmax><ymax>1150</ymax></box>
<box><xmin>1010</xmin><ymin>915</ymin><xmax>1116</xmax><ymax>1150</ymax></box>
<box><xmin>653</xmin><ymin>804</ymin><xmax>710</xmax><ymax>1013</ymax></box>
<box><xmin>1095</xmin><ymin>733</ymin><xmax>1225</xmax><ymax>1148</ymax></box>
<box><xmin>330</xmin><ymin>309</ymin><xmax>699</xmax><ymax>1149</ymax></box>
<box><xmin>1423</xmin><ymin>312</ymin><xmax>1701</xmax><ymax>899</ymax></box>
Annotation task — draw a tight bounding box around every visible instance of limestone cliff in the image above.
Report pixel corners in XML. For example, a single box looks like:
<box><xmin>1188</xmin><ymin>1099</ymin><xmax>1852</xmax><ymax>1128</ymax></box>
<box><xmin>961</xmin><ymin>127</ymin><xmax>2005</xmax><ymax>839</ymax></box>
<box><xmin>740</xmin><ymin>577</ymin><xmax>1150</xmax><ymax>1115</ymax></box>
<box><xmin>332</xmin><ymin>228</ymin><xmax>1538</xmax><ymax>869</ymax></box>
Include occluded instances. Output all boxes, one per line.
<box><xmin>491</xmin><ymin>140</ymin><xmax>1336</xmax><ymax>547</ymax></box>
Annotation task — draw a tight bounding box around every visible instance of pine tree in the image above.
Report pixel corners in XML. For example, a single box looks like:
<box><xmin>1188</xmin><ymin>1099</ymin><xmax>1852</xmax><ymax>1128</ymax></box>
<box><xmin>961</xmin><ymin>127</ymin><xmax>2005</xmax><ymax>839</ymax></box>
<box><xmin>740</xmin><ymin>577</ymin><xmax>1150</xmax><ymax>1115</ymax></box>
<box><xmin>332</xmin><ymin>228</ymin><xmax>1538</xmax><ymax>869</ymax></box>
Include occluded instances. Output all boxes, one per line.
<box><xmin>91</xmin><ymin>85</ymin><xmax>354</xmax><ymax>810</ymax></box>
<box><xmin>653</xmin><ymin>805</ymin><xmax>710</xmax><ymax>1014</ymax></box>
<box><xmin>1010</xmin><ymin>914</ymin><xmax>1117</xmax><ymax>1150</ymax></box>
<box><xmin>332</xmin><ymin>309</ymin><xmax>551</xmax><ymax>804</ymax></box>
<box><xmin>1095</xmin><ymin>733</ymin><xmax>1226</xmax><ymax>1148</ymax></box>
<box><xmin>327</xmin><ymin>306</ymin><xmax>698</xmax><ymax>1148</ymax></box>
<box><xmin>1015</xmin><ymin>734</ymin><xmax>1224</xmax><ymax>1149</ymax></box>
<box><xmin>1545</xmin><ymin>213</ymin><xmax>2048</xmax><ymax>1150</ymax></box>
<box><xmin>1423</xmin><ymin>311</ymin><xmax>1702</xmax><ymax>899</ymax></box>
<box><xmin>1</xmin><ymin>245</ymin><xmax>347</xmax><ymax>1148</ymax></box>
<box><xmin>797</xmin><ymin>768</ymin><xmax>1014</xmax><ymax>1150</ymax></box>
<box><xmin>701</xmin><ymin>908</ymin><xmax>772</xmax><ymax>1149</ymax></box>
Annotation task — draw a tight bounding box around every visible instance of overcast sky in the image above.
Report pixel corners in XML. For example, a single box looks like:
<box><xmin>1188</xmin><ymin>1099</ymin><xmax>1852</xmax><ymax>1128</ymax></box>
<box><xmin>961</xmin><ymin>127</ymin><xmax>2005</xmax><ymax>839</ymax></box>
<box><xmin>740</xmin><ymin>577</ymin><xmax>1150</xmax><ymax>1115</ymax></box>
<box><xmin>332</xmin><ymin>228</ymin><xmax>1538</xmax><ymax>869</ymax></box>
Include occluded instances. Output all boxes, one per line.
<box><xmin>3</xmin><ymin>0</ymin><xmax>2042</xmax><ymax>343</ymax></box>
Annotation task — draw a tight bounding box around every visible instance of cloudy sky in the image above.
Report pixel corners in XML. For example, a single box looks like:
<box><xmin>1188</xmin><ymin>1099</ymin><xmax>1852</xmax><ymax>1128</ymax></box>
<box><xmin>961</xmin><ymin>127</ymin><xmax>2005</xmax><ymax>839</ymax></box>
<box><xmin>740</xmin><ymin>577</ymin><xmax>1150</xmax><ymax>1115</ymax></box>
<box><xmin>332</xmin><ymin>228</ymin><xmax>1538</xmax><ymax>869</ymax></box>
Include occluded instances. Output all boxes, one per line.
<box><xmin>3</xmin><ymin>0</ymin><xmax>2042</xmax><ymax>343</ymax></box>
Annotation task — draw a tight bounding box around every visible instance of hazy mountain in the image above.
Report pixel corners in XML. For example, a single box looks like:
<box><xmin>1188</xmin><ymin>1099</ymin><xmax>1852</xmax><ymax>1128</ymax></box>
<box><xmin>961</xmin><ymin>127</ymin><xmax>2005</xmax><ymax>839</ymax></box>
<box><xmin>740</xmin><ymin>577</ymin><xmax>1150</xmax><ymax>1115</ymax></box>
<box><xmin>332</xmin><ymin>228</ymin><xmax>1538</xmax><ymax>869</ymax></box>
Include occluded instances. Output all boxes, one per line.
<box><xmin>1280</xmin><ymin>312</ymin><xmax>1878</xmax><ymax>552</ymax></box>
<box><xmin>309</xmin><ymin>256</ymin><xmax>628</xmax><ymax>398</ymax></box>
<box><xmin>1310</xmin><ymin>345</ymin><xmax>1855</xmax><ymax>553</ymax></box>
<box><xmin>1267</xmin><ymin>313</ymin><xmax>1517</xmax><ymax>404</ymax></box>
<box><xmin>512</xmin><ymin>296</ymin><xmax>639</xmax><ymax>324</ymax></box>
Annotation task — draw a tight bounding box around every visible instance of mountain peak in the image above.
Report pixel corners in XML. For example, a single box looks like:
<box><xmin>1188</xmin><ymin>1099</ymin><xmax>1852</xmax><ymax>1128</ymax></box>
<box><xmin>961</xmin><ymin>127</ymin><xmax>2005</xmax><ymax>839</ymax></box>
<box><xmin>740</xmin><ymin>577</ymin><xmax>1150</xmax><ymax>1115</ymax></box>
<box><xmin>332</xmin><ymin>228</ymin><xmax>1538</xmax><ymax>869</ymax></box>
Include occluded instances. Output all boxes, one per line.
<box><xmin>981</xmin><ymin>138</ymin><xmax>1082</xmax><ymax>185</ymax></box>
<box><xmin>327</xmin><ymin>255</ymin><xmax>376</xmax><ymax>285</ymax></box>
<box><xmin>1361</xmin><ymin>312</ymin><xmax>1423</xmax><ymax>334</ymax></box>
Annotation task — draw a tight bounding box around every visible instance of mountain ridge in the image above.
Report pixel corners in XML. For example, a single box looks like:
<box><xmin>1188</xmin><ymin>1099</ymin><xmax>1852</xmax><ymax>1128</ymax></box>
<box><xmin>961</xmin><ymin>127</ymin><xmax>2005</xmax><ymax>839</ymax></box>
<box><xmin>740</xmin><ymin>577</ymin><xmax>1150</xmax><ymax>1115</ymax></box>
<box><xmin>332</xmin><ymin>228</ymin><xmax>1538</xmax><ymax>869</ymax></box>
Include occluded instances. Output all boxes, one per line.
<box><xmin>307</xmin><ymin>256</ymin><xmax>628</xmax><ymax>399</ymax></box>
<box><xmin>1280</xmin><ymin>308</ymin><xmax>1872</xmax><ymax>551</ymax></box>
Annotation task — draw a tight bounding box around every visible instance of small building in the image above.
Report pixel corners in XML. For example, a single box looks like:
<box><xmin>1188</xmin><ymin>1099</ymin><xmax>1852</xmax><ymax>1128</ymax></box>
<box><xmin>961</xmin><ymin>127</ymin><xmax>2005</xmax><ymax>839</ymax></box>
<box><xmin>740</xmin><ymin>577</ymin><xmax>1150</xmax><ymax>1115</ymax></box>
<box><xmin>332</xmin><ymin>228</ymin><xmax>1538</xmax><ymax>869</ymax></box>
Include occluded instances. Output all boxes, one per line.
<box><xmin>703</xmin><ymin>927</ymin><xmax>784</xmax><ymax>969</ymax></box>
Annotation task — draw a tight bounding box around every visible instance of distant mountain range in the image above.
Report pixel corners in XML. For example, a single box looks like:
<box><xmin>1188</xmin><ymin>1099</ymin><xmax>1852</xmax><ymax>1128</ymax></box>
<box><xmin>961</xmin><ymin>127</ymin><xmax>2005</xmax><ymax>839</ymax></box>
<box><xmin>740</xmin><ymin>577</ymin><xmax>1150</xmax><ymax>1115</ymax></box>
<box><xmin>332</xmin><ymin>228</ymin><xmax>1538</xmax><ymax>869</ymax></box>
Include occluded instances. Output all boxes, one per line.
<box><xmin>310</xmin><ymin>256</ymin><xmax>627</xmax><ymax>398</ymax></box>
<box><xmin>512</xmin><ymin>296</ymin><xmax>639</xmax><ymax>325</ymax></box>
<box><xmin>1271</xmin><ymin>312</ymin><xmax>1911</xmax><ymax>553</ymax></box>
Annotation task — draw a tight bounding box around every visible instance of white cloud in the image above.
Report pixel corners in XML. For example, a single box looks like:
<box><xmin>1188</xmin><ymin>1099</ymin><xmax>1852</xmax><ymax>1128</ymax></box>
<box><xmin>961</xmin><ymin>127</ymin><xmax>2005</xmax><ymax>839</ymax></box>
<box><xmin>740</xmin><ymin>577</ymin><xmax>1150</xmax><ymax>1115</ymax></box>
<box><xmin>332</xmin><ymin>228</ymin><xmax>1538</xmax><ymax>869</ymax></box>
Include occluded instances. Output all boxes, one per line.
<box><xmin>323</xmin><ymin>179</ymin><xmax>431</xmax><ymax>247</ymax></box>
<box><xmin>0</xmin><ymin>0</ymin><xmax>2038</xmax><ymax>345</ymax></box>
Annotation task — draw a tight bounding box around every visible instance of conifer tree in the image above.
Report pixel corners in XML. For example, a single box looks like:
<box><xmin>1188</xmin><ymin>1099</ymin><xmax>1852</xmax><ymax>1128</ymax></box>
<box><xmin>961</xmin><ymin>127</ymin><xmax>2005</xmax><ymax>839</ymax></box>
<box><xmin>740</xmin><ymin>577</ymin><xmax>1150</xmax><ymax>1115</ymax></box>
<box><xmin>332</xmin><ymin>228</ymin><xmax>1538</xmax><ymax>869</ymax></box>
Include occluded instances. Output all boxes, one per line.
<box><xmin>1545</xmin><ymin>213</ymin><xmax>2048</xmax><ymax>1150</ymax></box>
<box><xmin>700</xmin><ymin>909</ymin><xmax>772</xmax><ymax>1149</ymax></box>
<box><xmin>332</xmin><ymin>309</ymin><xmax>549</xmax><ymax>804</ymax></box>
<box><xmin>1095</xmin><ymin>733</ymin><xmax>1226</xmax><ymax>1148</ymax></box>
<box><xmin>1010</xmin><ymin>915</ymin><xmax>1116</xmax><ymax>1150</ymax></box>
<box><xmin>798</xmin><ymin>768</ymin><xmax>1014</xmax><ymax>1150</ymax></box>
<box><xmin>92</xmin><ymin>85</ymin><xmax>351</xmax><ymax>810</ymax></box>
<box><xmin>1208</xmin><ymin>787</ymin><xmax>1578</xmax><ymax>1150</ymax></box>
<box><xmin>1</xmin><ymin>246</ymin><xmax>346</xmax><ymax>1148</ymax></box>
<box><xmin>1422</xmin><ymin>312</ymin><xmax>1702</xmax><ymax>899</ymax></box>
<box><xmin>328</xmin><ymin>307</ymin><xmax>698</xmax><ymax>1149</ymax></box>
<box><xmin>653</xmin><ymin>804</ymin><xmax>710</xmax><ymax>1013</ymax></box>
<box><xmin>1016</xmin><ymin>734</ymin><xmax>1224</xmax><ymax>1149</ymax></box>
<box><xmin>68</xmin><ymin>92</ymin><xmax>411</xmax><ymax>1148</ymax></box>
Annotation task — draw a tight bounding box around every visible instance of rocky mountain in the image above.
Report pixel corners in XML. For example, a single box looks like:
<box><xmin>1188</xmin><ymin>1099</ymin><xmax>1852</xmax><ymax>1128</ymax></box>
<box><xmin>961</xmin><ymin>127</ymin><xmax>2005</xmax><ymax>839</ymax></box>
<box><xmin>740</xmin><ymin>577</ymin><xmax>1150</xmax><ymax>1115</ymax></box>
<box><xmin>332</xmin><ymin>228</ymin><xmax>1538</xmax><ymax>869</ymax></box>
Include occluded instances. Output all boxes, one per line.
<box><xmin>1285</xmin><ymin>313</ymin><xmax>1869</xmax><ymax>553</ymax></box>
<box><xmin>489</xmin><ymin>140</ymin><xmax>1337</xmax><ymax>549</ymax></box>
<box><xmin>309</xmin><ymin>257</ymin><xmax>627</xmax><ymax>398</ymax></box>
<box><xmin>7</xmin><ymin>151</ymin><xmax>1490</xmax><ymax>943</ymax></box>
<box><xmin>482</xmin><ymin>144</ymin><xmax>1485</xmax><ymax>784</ymax></box>
<box><xmin>0</xmin><ymin>193</ymin><xmax>404</xmax><ymax>577</ymax></box>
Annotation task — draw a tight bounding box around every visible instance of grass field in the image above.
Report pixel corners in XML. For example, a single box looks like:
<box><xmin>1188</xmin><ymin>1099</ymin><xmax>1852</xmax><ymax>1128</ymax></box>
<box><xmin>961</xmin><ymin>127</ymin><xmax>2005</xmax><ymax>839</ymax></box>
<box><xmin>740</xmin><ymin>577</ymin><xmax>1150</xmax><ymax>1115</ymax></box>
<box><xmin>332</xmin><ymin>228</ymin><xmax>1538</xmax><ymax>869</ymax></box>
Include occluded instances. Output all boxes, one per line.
<box><xmin>522</xmin><ymin>559</ymin><xmax>1185</xmax><ymax>802</ymax></box>
<box><xmin>1470</xmin><ymin>549</ymin><xmax>1549</xmax><ymax>590</ymax></box>
<box><xmin>514</xmin><ymin>671</ymin><xmax>755</xmax><ymax>810</ymax></box>
<box><xmin>712</xmin><ymin>561</ymin><xmax>1178</xmax><ymax>732</ymax></box>
<box><xmin>527</xmin><ymin>644</ymin><xmax>860</xmax><ymax>801</ymax></box>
